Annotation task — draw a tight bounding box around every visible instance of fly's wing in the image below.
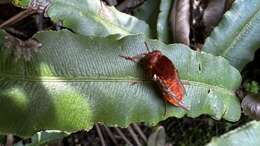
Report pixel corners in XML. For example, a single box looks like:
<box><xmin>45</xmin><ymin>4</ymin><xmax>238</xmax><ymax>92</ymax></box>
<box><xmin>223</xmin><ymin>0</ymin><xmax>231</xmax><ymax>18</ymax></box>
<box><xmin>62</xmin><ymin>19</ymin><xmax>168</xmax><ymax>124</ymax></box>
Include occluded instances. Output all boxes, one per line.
<box><xmin>151</xmin><ymin>55</ymin><xmax>188</xmax><ymax>110</ymax></box>
<box><xmin>153</xmin><ymin>74</ymin><xmax>178</xmax><ymax>100</ymax></box>
<box><xmin>154</xmin><ymin>74</ymin><xmax>189</xmax><ymax>110</ymax></box>
<box><xmin>176</xmin><ymin>70</ymin><xmax>187</xmax><ymax>96</ymax></box>
<box><xmin>156</xmin><ymin>55</ymin><xmax>186</xmax><ymax>95</ymax></box>
<box><xmin>153</xmin><ymin>74</ymin><xmax>177</xmax><ymax>97</ymax></box>
<box><xmin>152</xmin><ymin>55</ymin><xmax>178</xmax><ymax>80</ymax></box>
<box><xmin>153</xmin><ymin>55</ymin><xmax>186</xmax><ymax>97</ymax></box>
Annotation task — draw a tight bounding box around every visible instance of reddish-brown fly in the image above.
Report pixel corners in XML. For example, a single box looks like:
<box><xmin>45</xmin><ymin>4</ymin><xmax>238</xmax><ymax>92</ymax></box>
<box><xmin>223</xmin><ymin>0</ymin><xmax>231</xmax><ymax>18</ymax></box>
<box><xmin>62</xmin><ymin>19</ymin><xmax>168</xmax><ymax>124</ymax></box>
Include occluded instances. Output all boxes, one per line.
<box><xmin>120</xmin><ymin>42</ymin><xmax>188</xmax><ymax>110</ymax></box>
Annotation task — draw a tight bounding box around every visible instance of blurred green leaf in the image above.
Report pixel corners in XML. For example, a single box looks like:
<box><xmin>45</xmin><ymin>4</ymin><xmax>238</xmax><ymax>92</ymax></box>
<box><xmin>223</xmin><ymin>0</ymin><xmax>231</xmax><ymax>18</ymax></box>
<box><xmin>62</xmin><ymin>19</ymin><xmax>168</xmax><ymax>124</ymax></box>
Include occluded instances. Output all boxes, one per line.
<box><xmin>207</xmin><ymin>121</ymin><xmax>260</xmax><ymax>146</ymax></box>
<box><xmin>47</xmin><ymin>0</ymin><xmax>150</xmax><ymax>37</ymax></box>
<box><xmin>11</xmin><ymin>0</ymin><xmax>31</xmax><ymax>8</ymax></box>
<box><xmin>245</xmin><ymin>81</ymin><xmax>259</xmax><ymax>94</ymax></box>
<box><xmin>0</xmin><ymin>30</ymin><xmax>241</xmax><ymax>136</ymax></box>
<box><xmin>12</xmin><ymin>0</ymin><xmax>151</xmax><ymax>37</ymax></box>
<box><xmin>133</xmin><ymin>0</ymin><xmax>173</xmax><ymax>42</ymax></box>
<box><xmin>157</xmin><ymin>0</ymin><xmax>173</xmax><ymax>43</ymax></box>
<box><xmin>133</xmin><ymin>0</ymin><xmax>160</xmax><ymax>37</ymax></box>
<box><xmin>14</xmin><ymin>130</ymin><xmax>69</xmax><ymax>146</ymax></box>
<box><xmin>203</xmin><ymin>0</ymin><xmax>260</xmax><ymax>71</ymax></box>
<box><xmin>0</xmin><ymin>135</ymin><xmax>5</xmax><ymax>144</ymax></box>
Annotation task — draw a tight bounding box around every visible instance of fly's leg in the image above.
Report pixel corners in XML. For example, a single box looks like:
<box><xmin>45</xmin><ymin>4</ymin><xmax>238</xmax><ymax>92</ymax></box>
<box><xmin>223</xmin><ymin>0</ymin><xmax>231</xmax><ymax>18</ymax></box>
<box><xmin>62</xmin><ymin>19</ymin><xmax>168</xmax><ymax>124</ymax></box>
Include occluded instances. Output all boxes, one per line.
<box><xmin>119</xmin><ymin>41</ymin><xmax>151</xmax><ymax>62</ymax></box>
<box><xmin>120</xmin><ymin>52</ymin><xmax>148</xmax><ymax>86</ymax></box>
<box><xmin>144</xmin><ymin>42</ymin><xmax>151</xmax><ymax>52</ymax></box>
<box><xmin>129</xmin><ymin>80</ymin><xmax>145</xmax><ymax>86</ymax></box>
<box><xmin>119</xmin><ymin>52</ymin><xmax>148</xmax><ymax>63</ymax></box>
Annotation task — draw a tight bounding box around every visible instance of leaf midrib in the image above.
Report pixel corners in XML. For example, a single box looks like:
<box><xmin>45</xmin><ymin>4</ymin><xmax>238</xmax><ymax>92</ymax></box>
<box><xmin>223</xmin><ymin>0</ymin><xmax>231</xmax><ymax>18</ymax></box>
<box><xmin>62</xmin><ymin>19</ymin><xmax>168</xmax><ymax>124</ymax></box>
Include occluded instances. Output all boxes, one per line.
<box><xmin>0</xmin><ymin>73</ymin><xmax>235</xmax><ymax>95</ymax></box>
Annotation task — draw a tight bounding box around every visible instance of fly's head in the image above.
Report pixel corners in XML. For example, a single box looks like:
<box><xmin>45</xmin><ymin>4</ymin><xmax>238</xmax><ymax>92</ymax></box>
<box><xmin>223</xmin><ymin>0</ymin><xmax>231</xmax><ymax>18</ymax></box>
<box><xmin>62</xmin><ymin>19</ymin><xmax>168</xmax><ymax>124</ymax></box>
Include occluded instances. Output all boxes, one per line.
<box><xmin>140</xmin><ymin>50</ymin><xmax>162</xmax><ymax>71</ymax></box>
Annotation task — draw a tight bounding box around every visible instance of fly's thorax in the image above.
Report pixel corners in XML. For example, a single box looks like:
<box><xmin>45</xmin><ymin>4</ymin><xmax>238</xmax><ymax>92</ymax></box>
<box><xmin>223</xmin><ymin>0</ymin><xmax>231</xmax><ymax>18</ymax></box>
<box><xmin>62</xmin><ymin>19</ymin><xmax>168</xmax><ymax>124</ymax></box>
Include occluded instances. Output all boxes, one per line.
<box><xmin>140</xmin><ymin>50</ymin><xmax>162</xmax><ymax>72</ymax></box>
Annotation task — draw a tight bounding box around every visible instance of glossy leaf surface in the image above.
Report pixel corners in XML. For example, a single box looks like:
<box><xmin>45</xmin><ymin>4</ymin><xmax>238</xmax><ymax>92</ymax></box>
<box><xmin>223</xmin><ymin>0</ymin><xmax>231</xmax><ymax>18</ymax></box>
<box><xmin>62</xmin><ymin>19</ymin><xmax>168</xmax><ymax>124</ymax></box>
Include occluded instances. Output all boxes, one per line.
<box><xmin>133</xmin><ymin>0</ymin><xmax>160</xmax><ymax>37</ymax></box>
<box><xmin>157</xmin><ymin>0</ymin><xmax>173</xmax><ymax>43</ymax></box>
<box><xmin>47</xmin><ymin>0</ymin><xmax>150</xmax><ymax>37</ymax></box>
<box><xmin>207</xmin><ymin>121</ymin><xmax>260</xmax><ymax>146</ymax></box>
<box><xmin>12</xmin><ymin>0</ymin><xmax>151</xmax><ymax>37</ymax></box>
<box><xmin>203</xmin><ymin>0</ymin><xmax>260</xmax><ymax>70</ymax></box>
<box><xmin>0</xmin><ymin>30</ymin><xmax>241</xmax><ymax>136</ymax></box>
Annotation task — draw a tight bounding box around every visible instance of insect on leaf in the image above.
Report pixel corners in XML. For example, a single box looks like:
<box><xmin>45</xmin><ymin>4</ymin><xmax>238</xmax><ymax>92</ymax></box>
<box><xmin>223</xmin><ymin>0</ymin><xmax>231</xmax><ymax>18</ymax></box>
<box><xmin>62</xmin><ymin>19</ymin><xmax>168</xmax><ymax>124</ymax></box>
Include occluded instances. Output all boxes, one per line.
<box><xmin>0</xmin><ymin>29</ymin><xmax>241</xmax><ymax>136</ymax></box>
